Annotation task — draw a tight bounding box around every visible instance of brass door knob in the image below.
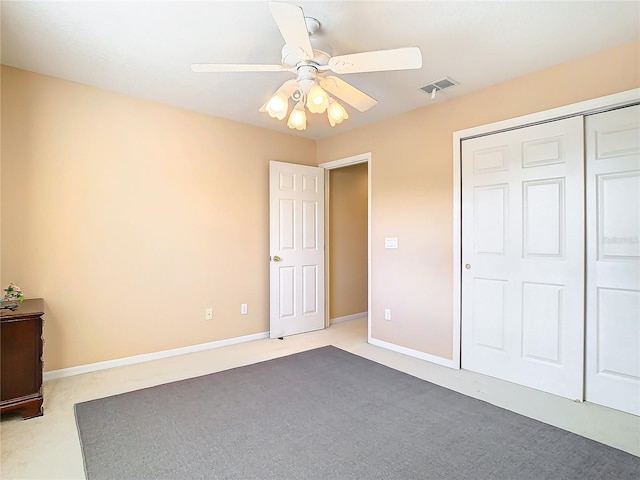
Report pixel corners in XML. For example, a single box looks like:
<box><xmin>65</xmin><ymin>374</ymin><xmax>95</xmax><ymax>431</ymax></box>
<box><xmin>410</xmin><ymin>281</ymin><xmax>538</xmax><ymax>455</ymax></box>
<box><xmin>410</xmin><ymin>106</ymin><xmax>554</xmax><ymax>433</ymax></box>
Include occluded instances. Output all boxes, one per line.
<box><xmin>273</xmin><ymin>256</ymin><xmax>282</xmax><ymax>262</ymax></box>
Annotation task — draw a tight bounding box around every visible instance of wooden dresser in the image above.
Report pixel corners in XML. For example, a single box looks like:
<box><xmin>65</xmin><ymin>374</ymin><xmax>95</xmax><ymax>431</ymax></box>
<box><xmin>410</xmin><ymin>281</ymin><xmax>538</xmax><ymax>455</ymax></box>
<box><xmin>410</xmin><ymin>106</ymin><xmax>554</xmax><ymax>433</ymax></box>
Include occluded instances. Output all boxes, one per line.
<box><xmin>0</xmin><ymin>298</ymin><xmax>44</xmax><ymax>419</ymax></box>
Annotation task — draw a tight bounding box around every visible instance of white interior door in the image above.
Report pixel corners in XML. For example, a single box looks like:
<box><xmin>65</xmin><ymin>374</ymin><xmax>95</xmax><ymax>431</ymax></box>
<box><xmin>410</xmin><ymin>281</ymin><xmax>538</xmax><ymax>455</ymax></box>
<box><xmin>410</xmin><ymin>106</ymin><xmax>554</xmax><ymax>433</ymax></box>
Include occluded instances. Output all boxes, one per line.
<box><xmin>461</xmin><ymin>116</ymin><xmax>585</xmax><ymax>400</ymax></box>
<box><xmin>269</xmin><ymin>161</ymin><xmax>325</xmax><ymax>338</ymax></box>
<box><xmin>585</xmin><ymin>105</ymin><xmax>640</xmax><ymax>415</ymax></box>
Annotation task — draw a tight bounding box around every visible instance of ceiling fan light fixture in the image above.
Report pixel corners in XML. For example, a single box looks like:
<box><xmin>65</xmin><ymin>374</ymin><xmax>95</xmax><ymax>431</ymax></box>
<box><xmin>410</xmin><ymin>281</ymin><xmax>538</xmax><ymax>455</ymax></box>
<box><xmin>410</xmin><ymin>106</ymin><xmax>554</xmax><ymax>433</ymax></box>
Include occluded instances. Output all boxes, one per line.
<box><xmin>193</xmin><ymin>3</ymin><xmax>424</xmax><ymax>132</ymax></box>
<box><xmin>306</xmin><ymin>84</ymin><xmax>329</xmax><ymax>113</ymax></box>
<box><xmin>266</xmin><ymin>92</ymin><xmax>289</xmax><ymax>120</ymax></box>
<box><xmin>287</xmin><ymin>102</ymin><xmax>307</xmax><ymax>130</ymax></box>
<box><xmin>327</xmin><ymin>99</ymin><xmax>348</xmax><ymax>127</ymax></box>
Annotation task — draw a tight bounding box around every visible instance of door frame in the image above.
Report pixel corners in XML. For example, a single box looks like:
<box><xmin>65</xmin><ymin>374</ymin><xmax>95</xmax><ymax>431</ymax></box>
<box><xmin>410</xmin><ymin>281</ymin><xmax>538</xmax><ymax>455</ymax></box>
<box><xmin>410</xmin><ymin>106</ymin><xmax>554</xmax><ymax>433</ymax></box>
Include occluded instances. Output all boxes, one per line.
<box><xmin>319</xmin><ymin>152</ymin><xmax>372</xmax><ymax>340</ymax></box>
<box><xmin>452</xmin><ymin>88</ymin><xmax>640</xmax><ymax>369</ymax></box>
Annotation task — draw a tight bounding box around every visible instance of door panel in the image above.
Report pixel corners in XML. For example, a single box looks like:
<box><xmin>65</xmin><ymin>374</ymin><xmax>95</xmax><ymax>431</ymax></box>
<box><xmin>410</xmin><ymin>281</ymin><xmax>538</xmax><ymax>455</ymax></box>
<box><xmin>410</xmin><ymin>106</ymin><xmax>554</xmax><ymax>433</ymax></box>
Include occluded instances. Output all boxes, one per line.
<box><xmin>269</xmin><ymin>161</ymin><xmax>325</xmax><ymax>338</ymax></box>
<box><xmin>597</xmin><ymin>289</ymin><xmax>640</xmax><ymax>379</ymax></box>
<box><xmin>473</xmin><ymin>185</ymin><xmax>508</xmax><ymax>254</ymax></box>
<box><xmin>598</xmin><ymin>172</ymin><xmax>640</xmax><ymax>259</ymax></box>
<box><xmin>279</xmin><ymin>266</ymin><xmax>295</xmax><ymax>318</ymax></box>
<box><xmin>472</xmin><ymin>278</ymin><xmax>507</xmax><ymax>350</ymax></box>
<box><xmin>585</xmin><ymin>105</ymin><xmax>640</xmax><ymax>415</ymax></box>
<box><xmin>462</xmin><ymin>116</ymin><xmax>584</xmax><ymax>400</ymax></box>
<box><xmin>523</xmin><ymin>179</ymin><xmax>564</xmax><ymax>257</ymax></box>
<box><xmin>521</xmin><ymin>282</ymin><xmax>562</xmax><ymax>363</ymax></box>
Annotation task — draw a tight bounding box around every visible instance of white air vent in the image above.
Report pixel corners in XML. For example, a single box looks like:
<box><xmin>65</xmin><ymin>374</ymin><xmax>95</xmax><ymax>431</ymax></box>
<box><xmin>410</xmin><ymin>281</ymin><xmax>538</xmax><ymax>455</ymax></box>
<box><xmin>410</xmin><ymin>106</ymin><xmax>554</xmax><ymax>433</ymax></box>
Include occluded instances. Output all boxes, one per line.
<box><xmin>420</xmin><ymin>77</ymin><xmax>459</xmax><ymax>95</ymax></box>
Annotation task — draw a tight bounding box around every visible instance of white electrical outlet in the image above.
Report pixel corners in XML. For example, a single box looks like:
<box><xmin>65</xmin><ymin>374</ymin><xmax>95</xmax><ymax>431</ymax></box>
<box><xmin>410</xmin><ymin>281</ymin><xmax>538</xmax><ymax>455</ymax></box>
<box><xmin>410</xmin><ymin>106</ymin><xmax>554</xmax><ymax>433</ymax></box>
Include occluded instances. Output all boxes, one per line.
<box><xmin>205</xmin><ymin>308</ymin><xmax>213</xmax><ymax>320</ymax></box>
<box><xmin>241</xmin><ymin>304</ymin><xmax>248</xmax><ymax>315</ymax></box>
<box><xmin>384</xmin><ymin>308</ymin><xmax>391</xmax><ymax>320</ymax></box>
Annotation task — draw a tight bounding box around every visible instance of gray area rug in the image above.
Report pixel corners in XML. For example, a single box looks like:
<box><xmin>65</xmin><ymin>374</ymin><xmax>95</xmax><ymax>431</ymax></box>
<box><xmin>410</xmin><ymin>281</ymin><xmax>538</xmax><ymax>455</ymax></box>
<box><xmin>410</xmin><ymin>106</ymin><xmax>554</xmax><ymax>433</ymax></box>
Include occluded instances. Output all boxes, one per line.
<box><xmin>75</xmin><ymin>345</ymin><xmax>640</xmax><ymax>479</ymax></box>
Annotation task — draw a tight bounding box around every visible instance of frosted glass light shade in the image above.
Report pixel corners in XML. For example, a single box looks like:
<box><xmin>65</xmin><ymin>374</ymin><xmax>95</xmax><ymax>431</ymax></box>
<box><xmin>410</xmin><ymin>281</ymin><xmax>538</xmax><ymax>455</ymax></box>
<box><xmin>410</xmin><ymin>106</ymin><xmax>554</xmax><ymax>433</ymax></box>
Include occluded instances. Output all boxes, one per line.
<box><xmin>327</xmin><ymin>100</ymin><xmax>349</xmax><ymax>127</ymax></box>
<box><xmin>266</xmin><ymin>93</ymin><xmax>289</xmax><ymax>120</ymax></box>
<box><xmin>306</xmin><ymin>84</ymin><xmax>329</xmax><ymax>113</ymax></box>
<box><xmin>287</xmin><ymin>103</ymin><xmax>307</xmax><ymax>130</ymax></box>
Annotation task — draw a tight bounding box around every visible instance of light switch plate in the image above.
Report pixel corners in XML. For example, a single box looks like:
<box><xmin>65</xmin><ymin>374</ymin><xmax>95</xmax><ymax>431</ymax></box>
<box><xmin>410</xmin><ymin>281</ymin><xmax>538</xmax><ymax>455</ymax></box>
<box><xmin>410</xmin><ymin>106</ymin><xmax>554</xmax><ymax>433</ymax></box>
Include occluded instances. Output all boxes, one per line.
<box><xmin>385</xmin><ymin>237</ymin><xmax>398</xmax><ymax>249</ymax></box>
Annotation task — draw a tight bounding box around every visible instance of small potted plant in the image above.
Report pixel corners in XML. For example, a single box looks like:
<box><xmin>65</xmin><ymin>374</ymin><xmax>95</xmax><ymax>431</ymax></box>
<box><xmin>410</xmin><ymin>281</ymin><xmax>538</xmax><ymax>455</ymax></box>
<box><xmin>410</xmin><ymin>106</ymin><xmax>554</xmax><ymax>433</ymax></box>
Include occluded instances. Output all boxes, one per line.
<box><xmin>1</xmin><ymin>283</ymin><xmax>25</xmax><ymax>311</ymax></box>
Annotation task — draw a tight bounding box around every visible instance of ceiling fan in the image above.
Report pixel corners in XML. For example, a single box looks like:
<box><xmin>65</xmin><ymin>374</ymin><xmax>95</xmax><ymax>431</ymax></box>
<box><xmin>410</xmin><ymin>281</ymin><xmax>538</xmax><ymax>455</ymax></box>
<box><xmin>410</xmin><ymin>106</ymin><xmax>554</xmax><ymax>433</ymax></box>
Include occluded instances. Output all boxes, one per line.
<box><xmin>191</xmin><ymin>2</ymin><xmax>422</xmax><ymax>130</ymax></box>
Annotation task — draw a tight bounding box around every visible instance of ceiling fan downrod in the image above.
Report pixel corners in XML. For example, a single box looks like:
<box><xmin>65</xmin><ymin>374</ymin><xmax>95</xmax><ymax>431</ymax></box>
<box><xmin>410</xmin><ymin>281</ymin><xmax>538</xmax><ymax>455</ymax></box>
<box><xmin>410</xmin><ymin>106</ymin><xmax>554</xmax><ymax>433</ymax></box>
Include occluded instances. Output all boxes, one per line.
<box><xmin>295</xmin><ymin>65</ymin><xmax>317</xmax><ymax>94</ymax></box>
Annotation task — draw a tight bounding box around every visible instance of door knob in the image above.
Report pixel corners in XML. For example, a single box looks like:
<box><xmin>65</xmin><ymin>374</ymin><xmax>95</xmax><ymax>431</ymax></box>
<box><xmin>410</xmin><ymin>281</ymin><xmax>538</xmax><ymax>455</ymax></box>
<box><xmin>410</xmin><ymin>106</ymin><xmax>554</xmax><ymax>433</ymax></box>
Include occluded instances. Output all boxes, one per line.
<box><xmin>273</xmin><ymin>256</ymin><xmax>282</xmax><ymax>262</ymax></box>
<box><xmin>465</xmin><ymin>264</ymin><xmax>471</xmax><ymax>270</ymax></box>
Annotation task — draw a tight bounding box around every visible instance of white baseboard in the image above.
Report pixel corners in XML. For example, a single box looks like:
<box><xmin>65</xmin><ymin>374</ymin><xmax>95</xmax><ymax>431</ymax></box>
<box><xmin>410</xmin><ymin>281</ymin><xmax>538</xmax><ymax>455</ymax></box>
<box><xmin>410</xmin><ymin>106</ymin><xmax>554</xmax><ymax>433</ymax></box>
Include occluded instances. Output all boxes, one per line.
<box><xmin>43</xmin><ymin>331</ymin><xmax>270</xmax><ymax>381</ymax></box>
<box><xmin>368</xmin><ymin>336</ymin><xmax>458</xmax><ymax>369</ymax></box>
<box><xmin>330</xmin><ymin>312</ymin><xmax>368</xmax><ymax>324</ymax></box>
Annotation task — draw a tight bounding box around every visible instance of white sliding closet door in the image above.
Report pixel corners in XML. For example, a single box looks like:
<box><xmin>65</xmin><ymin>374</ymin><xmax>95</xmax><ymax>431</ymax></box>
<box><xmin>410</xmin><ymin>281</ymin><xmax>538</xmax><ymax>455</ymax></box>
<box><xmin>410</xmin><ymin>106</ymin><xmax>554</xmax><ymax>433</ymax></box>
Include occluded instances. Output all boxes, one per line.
<box><xmin>461</xmin><ymin>117</ymin><xmax>585</xmax><ymax>400</ymax></box>
<box><xmin>585</xmin><ymin>105</ymin><xmax>640</xmax><ymax>415</ymax></box>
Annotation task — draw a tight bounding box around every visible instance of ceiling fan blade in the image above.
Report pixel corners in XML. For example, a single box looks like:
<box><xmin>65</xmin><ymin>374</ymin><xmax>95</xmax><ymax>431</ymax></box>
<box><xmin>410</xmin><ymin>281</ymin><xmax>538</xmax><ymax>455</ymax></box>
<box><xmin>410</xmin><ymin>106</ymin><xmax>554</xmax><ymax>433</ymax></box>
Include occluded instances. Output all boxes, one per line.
<box><xmin>328</xmin><ymin>47</ymin><xmax>422</xmax><ymax>74</ymax></box>
<box><xmin>319</xmin><ymin>76</ymin><xmax>377</xmax><ymax>112</ymax></box>
<box><xmin>191</xmin><ymin>64</ymin><xmax>289</xmax><ymax>73</ymax></box>
<box><xmin>259</xmin><ymin>79</ymin><xmax>300</xmax><ymax>112</ymax></box>
<box><xmin>268</xmin><ymin>2</ymin><xmax>314</xmax><ymax>61</ymax></box>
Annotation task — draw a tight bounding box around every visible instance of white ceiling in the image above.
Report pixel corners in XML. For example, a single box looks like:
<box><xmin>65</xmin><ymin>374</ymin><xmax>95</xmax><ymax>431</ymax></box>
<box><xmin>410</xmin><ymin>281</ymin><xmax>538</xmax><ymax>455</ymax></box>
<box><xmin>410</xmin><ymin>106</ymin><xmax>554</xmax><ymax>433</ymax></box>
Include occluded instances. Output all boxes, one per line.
<box><xmin>2</xmin><ymin>1</ymin><xmax>638</xmax><ymax>140</ymax></box>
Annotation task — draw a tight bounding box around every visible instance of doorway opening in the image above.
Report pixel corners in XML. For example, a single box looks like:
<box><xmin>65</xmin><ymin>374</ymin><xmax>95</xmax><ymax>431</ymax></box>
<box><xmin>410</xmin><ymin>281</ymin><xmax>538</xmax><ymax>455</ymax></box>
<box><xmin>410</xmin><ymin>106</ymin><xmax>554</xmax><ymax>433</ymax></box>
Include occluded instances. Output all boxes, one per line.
<box><xmin>320</xmin><ymin>153</ymin><xmax>371</xmax><ymax>340</ymax></box>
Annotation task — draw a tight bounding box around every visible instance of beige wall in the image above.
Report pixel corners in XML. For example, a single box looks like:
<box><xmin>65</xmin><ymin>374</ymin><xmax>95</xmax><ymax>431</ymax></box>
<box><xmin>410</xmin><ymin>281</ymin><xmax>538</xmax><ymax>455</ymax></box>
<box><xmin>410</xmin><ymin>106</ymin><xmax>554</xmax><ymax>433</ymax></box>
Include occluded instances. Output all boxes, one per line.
<box><xmin>1</xmin><ymin>66</ymin><xmax>316</xmax><ymax>371</ymax></box>
<box><xmin>316</xmin><ymin>41</ymin><xmax>640</xmax><ymax>360</ymax></box>
<box><xmin>2</xmin><ymin>40</ymin><xmax>638</xmax><ymax>371</ymax></box>
<box><xmin>329</xmin><ymin>163</ymin><xmax>368</xmax><ymax>320</ymax></box>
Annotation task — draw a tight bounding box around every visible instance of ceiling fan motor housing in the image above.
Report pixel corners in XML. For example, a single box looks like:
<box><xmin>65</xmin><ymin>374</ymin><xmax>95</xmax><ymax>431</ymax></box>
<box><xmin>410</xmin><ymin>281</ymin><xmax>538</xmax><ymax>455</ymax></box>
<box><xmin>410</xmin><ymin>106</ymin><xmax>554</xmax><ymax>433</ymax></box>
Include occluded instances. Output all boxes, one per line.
<box><xmin>281</xmin><ymin>38</ymin><xmax>333</xmax><ymax>68</ymax></box>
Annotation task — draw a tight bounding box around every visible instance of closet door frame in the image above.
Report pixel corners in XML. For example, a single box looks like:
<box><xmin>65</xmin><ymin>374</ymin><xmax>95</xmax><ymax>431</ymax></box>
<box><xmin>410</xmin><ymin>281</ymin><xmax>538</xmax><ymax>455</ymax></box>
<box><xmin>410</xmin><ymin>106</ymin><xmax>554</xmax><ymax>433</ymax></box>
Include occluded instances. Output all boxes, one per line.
<box><xmin>451</xmin><ymin>88</ymin><xmax>640</xmax><ymax>370</ymax></box>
